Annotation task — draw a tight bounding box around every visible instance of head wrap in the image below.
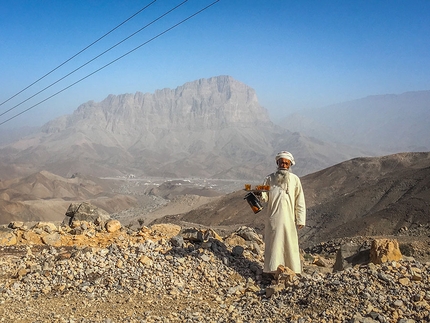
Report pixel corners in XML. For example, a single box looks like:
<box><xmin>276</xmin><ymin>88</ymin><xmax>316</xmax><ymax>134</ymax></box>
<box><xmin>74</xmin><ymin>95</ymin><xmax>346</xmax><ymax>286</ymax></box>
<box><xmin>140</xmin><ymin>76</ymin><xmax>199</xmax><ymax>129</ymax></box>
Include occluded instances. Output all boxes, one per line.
<box><xmin>275</xmin><ymin>151</ymin><xmax>295</xmax><ymax>166</ymax></box>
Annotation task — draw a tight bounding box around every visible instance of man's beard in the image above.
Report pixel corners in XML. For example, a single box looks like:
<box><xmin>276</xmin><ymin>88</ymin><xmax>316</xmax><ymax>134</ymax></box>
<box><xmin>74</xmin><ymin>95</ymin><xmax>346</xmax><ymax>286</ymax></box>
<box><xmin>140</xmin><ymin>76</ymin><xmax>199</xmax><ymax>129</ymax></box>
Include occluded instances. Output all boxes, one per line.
<box><xmin>275</xmin><ymin>169</ymin><xmax>289</xmax><ymax>187</ymax></box>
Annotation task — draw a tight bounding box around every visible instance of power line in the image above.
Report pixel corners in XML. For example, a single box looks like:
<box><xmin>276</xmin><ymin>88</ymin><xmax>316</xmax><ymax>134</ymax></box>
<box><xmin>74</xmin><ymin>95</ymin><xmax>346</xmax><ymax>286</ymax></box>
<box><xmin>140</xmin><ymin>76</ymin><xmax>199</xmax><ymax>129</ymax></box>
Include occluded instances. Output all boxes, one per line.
<box><xmin>0</xmin><ymin>0</ymin><xmax>157</xmax><ymax>108</ymax></box>
<box><xmin>0</xmin><ymin>0</ymin><xmax>220</xmax><ymax>127</ymax></box>
<box><xmin>0</xmin><ymin>0</ymin><xmax>188</xmax><ymax>119</ymax></box>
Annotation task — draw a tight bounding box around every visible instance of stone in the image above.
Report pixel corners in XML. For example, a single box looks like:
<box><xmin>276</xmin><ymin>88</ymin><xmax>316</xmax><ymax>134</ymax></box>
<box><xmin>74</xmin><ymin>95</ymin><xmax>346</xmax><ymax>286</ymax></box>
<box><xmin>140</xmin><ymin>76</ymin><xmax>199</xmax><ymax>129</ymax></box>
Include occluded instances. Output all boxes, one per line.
<box><xmin>398</xmin><ymin>277</ymin><xmax>410</xmax><ymax>286</ymax></box>
<box><xmin>232</xmin><ymin>246</ymin><xmax>244</xmax><ymax>257</ymax></box>
<box><xmin>200</xmin><ymin>254</ymin><xmax>211</xmax><ymax>262</ymax></box>
<box><xmin>265</xmin><ymin>284</ymin><xmax>283</xmax><ymax>297</ymax></box>
<box><xmin>33</xmin><ymin>222</ymin><xmax>57</xmax><ymax>232</ymax></box>
<box><xmin>150</xmin><ymin>224</ymin><xmax>181</xmax><ymax>238</ymax></box>
<box><xmin>116</xmin><ymin>260</ymin><xmax>124</xmax><ymax>268</ymax></box>
<box><xmin>234</xmin><ymin>226</ymin><xmax>263</xmax><ymax>244</ymax></box>
<box><xmin>170</xmin><ymin>235</ymin><xmax>184</xmax><ymax>247</ymax></box>
<box><xmin>139</xmin><ymin>255</ymin><xmax>153</xmax><ymax>266</ymax></box>
<box><xmin>0</xmin><ymin>227</ymin><xmax>17</xmax><ymax>245</ymax></box>
<box><xmin>224</xmin><ymin>234</ymin><xmax>246</xmax><ymax>246</ymax></box>
<box><xmin>275</xmin><ymin>265</ymin><xmax>296</xmax><ymax>283</ymax></box>
<box><xmin>333</xmin><ymin>242</ymin><xmax>370</xmax><ymax>271</ymax></box>
<box><xmin>411</xmin><ymin>271</ymin><xmax>423</xmax><ymax>281</ymax></box>
<box><xmin>65</xmin><ymin>202</ymin><xmax>110</xmax><ymax>225</ymax></box>
<box><xmin>22</xmin><ymin>231</ymin><xmax>41</xmax><ymax>244</ymax></box>
<box><xmin>370</xmin><ymin>239</ymin><xmax>402</xmax><ymax>264</ymax></box>
<box><xmin>203</xmin><ymin>228</ymin><xmax>222</xmax><ymax>241</ymax></box>
<box><xmin>313</xmin><ymin>256</ymin><xmax>328</xmax><ymax>267</ymax></box>
<box><xmin>105</xmin><ymin>220</ymin><xmax>121</xmax><ymax>233</ymax></box>
<box><xmin>41</xmin><ymin>233</ymin><xmax>61</xmax><ymax>246</ymax></box>
<box><xmin>180</xmin><ymin>228</ymin><xmax>203</xmax><ymax>242</ymax></box>
<box><xmin>8</xmin><ymin>222</ymin><xmax>24</xmax><ymax>229</ymax></box>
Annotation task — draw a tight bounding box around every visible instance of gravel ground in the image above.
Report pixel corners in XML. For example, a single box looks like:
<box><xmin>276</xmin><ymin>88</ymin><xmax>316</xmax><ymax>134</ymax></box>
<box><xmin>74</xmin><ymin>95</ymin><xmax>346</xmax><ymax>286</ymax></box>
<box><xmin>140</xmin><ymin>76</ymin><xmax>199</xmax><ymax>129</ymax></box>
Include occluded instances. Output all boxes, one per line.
<box><xmin>0</xmin><ymin>223</ymin><xmax>429</xmax><ymax>323</ymax></box>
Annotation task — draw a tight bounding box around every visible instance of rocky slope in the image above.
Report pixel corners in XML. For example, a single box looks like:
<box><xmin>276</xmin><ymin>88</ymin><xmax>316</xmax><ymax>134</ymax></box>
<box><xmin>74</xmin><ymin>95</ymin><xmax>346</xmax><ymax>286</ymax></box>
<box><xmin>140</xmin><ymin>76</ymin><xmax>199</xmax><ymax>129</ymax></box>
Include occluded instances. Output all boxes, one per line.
<box><xmin>0</xmin><ymin>221</ymin><xmax>429</xmax><ymax>322</ymax></box>
<box><xmin>153</xmin><ymin>152</ymin><xmax>430</xmax><ymax>250</ymax></box>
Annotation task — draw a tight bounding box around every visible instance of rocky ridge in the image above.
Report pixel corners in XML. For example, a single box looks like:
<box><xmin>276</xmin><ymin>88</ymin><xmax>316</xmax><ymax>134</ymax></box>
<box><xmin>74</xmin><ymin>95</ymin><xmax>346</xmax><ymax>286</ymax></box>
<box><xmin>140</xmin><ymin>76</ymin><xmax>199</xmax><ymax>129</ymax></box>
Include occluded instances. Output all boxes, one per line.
<box><xmin>0</xmin><ymin>76</ymin><xmax>365</xmax><ymax>180</ymax></box>
<box><xmin>0</xmin><ymin>219</ymin><xmax>429</xmax><ymax>322</ymax></box>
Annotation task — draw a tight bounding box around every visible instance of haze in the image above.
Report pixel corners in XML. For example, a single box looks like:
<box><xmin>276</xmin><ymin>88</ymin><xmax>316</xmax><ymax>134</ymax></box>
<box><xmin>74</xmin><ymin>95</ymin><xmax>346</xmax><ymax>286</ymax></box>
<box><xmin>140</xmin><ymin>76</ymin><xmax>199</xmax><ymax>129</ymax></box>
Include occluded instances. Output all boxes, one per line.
<box><xmin>1</xmin><ymin>0</ymin><xmax>429</xmax><ymax>128</ymax></box>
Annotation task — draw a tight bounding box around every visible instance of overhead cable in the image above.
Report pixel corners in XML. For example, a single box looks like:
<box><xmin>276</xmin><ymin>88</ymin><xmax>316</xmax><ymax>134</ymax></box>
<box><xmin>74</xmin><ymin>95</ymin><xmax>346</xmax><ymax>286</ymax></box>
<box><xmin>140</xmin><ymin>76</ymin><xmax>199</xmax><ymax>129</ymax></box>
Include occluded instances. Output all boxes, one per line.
<box><xmin>0</xmin><ymin>0</ymin><xmax>220</xmax><ymax>127</ymax></box>
<box><xmin>0</xmin><ymin>0</ymin><xmax>157</xmax><ymax>108</ymax></box>
<box><xmin>0</xmin><ymin>0</ymin><xmax>188</xmax><ymax>119</ymax></box>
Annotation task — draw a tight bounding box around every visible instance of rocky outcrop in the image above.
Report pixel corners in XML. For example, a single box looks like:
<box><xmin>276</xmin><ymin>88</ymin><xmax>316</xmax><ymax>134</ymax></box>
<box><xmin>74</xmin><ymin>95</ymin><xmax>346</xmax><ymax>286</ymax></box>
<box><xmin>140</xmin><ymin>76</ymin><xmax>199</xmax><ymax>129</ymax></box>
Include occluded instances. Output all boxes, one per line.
<box><xmin>0</xmin><ymin>227</ymin><xmax>17</xmax><ymax>245</ymax></box>
<box><xmin>64</xmin><ymin>202</ymin><xmax>110</xmax><ymax>226</ymax></box>
<box><xmin>370</xmin><ymin>238</ymin><xmax>403</xmax><ymax>264</ymax></box>
<box><xmin>333</xmin><ymin>241</ymin><xmax>371</xmax><ymax>272</ymax></box>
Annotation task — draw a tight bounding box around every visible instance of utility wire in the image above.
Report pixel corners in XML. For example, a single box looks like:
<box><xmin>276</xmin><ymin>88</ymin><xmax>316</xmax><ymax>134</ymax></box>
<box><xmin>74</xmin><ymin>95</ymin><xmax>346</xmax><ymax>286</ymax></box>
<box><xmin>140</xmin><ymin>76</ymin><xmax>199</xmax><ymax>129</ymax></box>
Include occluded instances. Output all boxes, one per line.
<box><xmin>0</xmin><ymin>0</ymin><xmax>157</xmax><ymax>108</ymax></box>
<box><xmin>0</xmin><ymin>0</ymin><xmax>188</xmax><ymax>119</ymax></box>
<box><xmin>0</xmin><ymin>0</ymin><xmax>220</xmax><ymax>127</ymax></box>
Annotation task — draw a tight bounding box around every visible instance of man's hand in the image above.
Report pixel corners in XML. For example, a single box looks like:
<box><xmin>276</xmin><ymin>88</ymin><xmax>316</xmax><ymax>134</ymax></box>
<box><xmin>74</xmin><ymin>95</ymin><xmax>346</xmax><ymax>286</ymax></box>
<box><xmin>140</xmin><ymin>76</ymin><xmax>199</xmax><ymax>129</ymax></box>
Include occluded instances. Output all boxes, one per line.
<box><xmin>297</xmin><ymin>225</ymin><xmax>304</xmax><ymax>230</ymax></box>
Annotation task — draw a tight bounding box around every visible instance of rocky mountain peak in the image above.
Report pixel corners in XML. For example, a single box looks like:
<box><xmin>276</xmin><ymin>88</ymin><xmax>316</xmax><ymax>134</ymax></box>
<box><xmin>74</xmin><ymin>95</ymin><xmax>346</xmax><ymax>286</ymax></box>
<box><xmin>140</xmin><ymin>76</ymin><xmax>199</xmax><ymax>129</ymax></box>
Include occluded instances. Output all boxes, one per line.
<box><xmin>42</xmin><ymin>75</ymin><xmax>270</xmax><ymax>135</ymax></box>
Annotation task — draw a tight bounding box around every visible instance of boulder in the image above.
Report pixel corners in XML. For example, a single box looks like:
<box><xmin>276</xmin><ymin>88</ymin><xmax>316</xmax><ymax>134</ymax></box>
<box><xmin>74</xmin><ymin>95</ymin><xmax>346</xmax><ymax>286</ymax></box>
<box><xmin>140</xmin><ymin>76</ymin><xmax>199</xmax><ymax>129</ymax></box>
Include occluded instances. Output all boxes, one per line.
<box><xmin>232</xmin><ymin>245</ymin><xmax>244</xmax><ymax>257</ymax></box>
<box><xmin>170</xmin><ymin>235</ymin><xmax>184</xmax><ymax>247</ymax></box>
<box><xmin>179</xmin><ymin>228</ymin><xmax>203</xmax><ymax>242</ymax></box>
<box><xmin>41</xmin><ymin>233</ymin><xmax>61</xmax><ymax>246</ymax></box>
<box><xmin>150</xmin><ymin>224</ymin><xmax>181</xmax><ymax>238</ymax></box>
<box><xmin>224</xmin><ymin>234</ymin><xmax>246</xmax><ymax>246</ymax></box>
<box><xmin>32</xmin><ymin>222</ymin><xmax>57</xmax><ymax>232</ymax></box>
<box><xmin>0</xmin><ymin>227</ymin><xmax>17</xmax><ymax>245</ymax></box>
<box><xmin>235</xmin><ymin>226</ymin><xmax>264</xmax><ymax>244</ymax></box>
<box><xmin>203</xmin><ymin>228</ymin><xmax>222</xmax><ymax>241</ymax></box>
<box><xmin>333</xmin><ymin>242</ymin><xmax>370</xmax><ymax>272</ymax></box>
<box><xmin>370</xmin><ymin>239</ymin><xmax>402</xmax><ymax>264</ymax></box>
<box><xmin>105</xmin><ymin>220</ymin><xmax>121</xmax><ymax>233</ymax></box>
<box><xmin>8</xmin><ymin>222</ymin><xmax>24</xmax><ymax>229</ymax></box>
<box><xmin>65</xmin><ymin>202</ymin><xmax>110</xmax><ymax>226</ymax></box>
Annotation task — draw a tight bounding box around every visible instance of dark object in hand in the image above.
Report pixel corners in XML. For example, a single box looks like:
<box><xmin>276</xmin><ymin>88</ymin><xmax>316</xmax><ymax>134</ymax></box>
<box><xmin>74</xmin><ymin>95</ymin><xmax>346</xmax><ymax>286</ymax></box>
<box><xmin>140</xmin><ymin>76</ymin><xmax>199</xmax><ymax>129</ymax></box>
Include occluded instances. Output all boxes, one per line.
<box><xmin>244</xmin><ymin>192</ymin><xmax>263</xmax><ymax>214</ymax></box>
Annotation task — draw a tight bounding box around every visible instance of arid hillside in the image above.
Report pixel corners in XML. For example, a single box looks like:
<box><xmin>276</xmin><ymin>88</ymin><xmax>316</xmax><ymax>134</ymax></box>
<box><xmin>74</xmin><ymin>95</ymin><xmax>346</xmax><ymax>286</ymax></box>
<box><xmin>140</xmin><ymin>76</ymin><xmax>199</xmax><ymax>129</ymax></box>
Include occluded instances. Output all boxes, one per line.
<box><xmin>0</xmin><ymin>171</ymin><xmax>137</xmax><ymax>224</ymax></box>
<box><xmin>0</xmin><ymin>171</ymin><xmax>225</xmax><ymax>226</ymax></box>
<box><xmin>153</xmin><ymin>152</ymin><xmax>430</xmax><ymax>247</ymax></box>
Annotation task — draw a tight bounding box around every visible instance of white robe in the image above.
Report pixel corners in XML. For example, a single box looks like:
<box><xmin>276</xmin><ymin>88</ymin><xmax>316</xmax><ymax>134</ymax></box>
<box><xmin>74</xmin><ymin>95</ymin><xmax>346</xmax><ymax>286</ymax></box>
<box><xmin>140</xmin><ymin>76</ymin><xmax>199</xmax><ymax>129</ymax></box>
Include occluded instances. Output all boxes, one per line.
<box><xmin>261</xmin><ymin>171</ymin><xmax>306</xmax><ymax>273</ymax></box>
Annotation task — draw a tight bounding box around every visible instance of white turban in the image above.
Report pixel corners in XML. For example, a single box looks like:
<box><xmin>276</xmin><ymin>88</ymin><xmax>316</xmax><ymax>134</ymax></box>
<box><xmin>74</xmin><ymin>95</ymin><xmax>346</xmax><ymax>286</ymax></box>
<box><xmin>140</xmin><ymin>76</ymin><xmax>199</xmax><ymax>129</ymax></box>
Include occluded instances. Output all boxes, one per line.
<box><xmin>275</xmin><ymin>151</ymin><xmax>295</xmax><ymax>166</ymax></box>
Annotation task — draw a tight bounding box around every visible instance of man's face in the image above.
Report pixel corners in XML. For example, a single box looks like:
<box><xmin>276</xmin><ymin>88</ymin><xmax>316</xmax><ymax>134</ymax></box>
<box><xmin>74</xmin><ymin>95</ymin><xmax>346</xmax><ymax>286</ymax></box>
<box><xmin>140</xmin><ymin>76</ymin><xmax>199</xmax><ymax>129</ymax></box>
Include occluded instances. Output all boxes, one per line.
<box><xmin>277</xmin><ymin>158</ymin><xmax>291</xmax><ymax>169</ymax></box>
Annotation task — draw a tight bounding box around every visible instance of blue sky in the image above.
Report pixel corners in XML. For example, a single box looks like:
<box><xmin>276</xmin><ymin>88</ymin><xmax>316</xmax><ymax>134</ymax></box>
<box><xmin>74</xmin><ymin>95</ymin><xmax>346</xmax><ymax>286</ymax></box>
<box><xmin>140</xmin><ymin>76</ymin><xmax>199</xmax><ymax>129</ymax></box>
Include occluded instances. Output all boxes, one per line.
<box><xmin>1</xmin><ymin>0</ymin><xmax>429</xmax><ymax>128</ymax></box>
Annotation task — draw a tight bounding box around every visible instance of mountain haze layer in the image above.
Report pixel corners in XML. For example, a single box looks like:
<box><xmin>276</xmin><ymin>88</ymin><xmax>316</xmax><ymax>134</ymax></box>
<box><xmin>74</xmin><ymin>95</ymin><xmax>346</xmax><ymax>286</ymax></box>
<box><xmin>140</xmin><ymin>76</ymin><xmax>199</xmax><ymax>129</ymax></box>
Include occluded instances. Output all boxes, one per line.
<box><xmin>0</xmin><ymin>76</ymin><xmax>362</xmax><ymax>180</ymax></box>
<box><xmin>280</xmin><ymin>90</ymin><xmax>430</xmax><ymax>153</ymax></box>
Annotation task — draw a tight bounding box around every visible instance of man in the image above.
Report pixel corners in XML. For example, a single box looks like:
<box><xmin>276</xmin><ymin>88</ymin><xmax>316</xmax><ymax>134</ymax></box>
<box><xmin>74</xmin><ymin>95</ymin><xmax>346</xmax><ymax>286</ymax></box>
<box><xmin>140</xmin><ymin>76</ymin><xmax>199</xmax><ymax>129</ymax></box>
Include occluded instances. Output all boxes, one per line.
<box><xmin>260</xmin><ymin>151</ymin><xmax>306</xmax><ymax>274</ymax></box>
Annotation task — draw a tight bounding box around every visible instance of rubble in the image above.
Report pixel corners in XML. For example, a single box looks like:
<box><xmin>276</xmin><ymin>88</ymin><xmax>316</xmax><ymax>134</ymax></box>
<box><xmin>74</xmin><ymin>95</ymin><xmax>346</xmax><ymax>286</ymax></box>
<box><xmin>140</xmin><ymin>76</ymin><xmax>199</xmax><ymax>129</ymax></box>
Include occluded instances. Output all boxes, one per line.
<box><xmin>0</xmin><ymin>221</ymin><xmax>429</xmax><ymax>322</ymax></box>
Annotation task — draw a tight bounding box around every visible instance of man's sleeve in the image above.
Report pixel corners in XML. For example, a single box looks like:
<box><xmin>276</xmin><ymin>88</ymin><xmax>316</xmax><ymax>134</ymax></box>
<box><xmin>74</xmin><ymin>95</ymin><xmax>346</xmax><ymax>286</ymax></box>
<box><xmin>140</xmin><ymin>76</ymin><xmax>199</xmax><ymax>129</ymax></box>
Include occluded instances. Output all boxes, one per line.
<box><xmin>295</xmin><ymin>178</ymin><xmax>306</xmax><ymax>226</ymax></box>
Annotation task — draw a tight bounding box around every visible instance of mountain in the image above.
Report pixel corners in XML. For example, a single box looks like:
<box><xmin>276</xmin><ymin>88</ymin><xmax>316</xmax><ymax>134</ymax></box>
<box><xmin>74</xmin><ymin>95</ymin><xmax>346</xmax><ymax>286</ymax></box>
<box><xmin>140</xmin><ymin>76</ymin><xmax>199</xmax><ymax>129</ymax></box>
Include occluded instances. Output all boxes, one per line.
<box><xmin>152</xmin><ymin>152</ymin><xmax>430</xmax><ymax>247</ymax></box>
<box><xmin>0</xmin><ymin>76</ymin><xmax>363</xmax><ymax>181</ymax></box>
<box><xmin>279</xmin><ymin>91</ymin><xmax>430</xmax><ymax>154</ymax></box>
